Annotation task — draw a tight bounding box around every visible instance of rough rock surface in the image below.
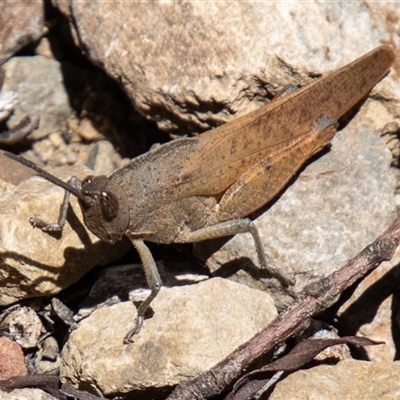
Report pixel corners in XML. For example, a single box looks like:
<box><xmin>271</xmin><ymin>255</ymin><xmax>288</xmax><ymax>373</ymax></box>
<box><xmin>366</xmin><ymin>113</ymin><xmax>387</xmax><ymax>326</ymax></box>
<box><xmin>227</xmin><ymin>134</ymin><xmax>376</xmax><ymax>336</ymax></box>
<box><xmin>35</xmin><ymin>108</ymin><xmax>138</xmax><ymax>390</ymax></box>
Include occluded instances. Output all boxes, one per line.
<box><xmin>60</xmin><ymin>278</ymin><xmax>278</xmax><ymax>397</ymax></box>
<box><xmin>76</xmin><ymin>262</ymin><xmax>209</xmax><ymax>319</ymax></box>
<box><xmin>52</xmin><ymin>1</ymin><xmax>400</xmax><ymax>135</ymax></box>
<box><xmin>0</xmin><ymin>91</ymin><xmax>17</xmax><ymax>123</ymax></box>
<box><xmin>269</xmin><ymin>360</ymin><xmax>400</xmax><ymax>400</ymax></box>
<box><xmin>0</xmin><ymin>1</ymin><xmax>44</xmax><ymax>65</ymax></box>
<box><xmin>0</xmin><ymin>337</ymin><xmax>26</xmax><ymax>380</ymax></box>
<box><xmin>336</xmin><ymin>245</ymin><xmax>400</xmax><ymax>362</ymax></box>
<box><xmin>0</xmin><ymin>156</ymin><xmax>129</xmax><ymax>306</ymax></box>
<box><xmin>0</xmin><ymin>389</ymin><xmax>57</xmax><ymax>400</ymax></box>
<box><xmin>0</xmin><ymin>306</ymin><xmax>44</xmax><ymax>349</ymax></box>
<box><xmin>2</xmin><ymin>56</ymin><xmax>74</xmax><ymax>141</ymax></box>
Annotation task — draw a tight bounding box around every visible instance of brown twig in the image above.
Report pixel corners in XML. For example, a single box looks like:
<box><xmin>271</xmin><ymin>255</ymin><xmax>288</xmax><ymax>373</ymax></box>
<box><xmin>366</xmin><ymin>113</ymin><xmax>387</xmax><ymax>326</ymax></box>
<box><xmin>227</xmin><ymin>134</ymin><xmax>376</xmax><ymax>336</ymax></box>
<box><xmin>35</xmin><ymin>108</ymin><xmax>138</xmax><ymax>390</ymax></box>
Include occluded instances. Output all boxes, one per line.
<box><xmin>167</xmin><ymin>218</ymin><xmax>400</xmax><ymax>400</ymax></box>
<box><xmin>60</xmin><ymin>382</ymin><xmax>105</xmax><ymax>400</ymax></box>
<box><xmin>0</xmin><ymin>375</ymin><xmax>60</xmax><ymax>398</ymax></box>
<box><xmin>0</xmin><ymin>115</ymin><xmax>40</xmax><ymax>145</ymax></box>
<box><xmin>229</xmin><ymin>336</ymin><xmax>385</xmax><ymax>400</ymax></box>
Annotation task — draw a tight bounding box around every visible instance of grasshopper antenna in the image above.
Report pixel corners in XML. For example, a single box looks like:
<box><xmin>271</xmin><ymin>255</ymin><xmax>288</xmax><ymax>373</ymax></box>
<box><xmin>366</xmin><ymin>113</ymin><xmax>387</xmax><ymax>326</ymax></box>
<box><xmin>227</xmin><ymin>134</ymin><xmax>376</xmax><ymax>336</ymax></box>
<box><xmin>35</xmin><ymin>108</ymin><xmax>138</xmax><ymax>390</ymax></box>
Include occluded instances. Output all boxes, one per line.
<box><xmin>1</xmin><ymin>150</ymin><xmax>88</xmax><ymax>203</ymax></box>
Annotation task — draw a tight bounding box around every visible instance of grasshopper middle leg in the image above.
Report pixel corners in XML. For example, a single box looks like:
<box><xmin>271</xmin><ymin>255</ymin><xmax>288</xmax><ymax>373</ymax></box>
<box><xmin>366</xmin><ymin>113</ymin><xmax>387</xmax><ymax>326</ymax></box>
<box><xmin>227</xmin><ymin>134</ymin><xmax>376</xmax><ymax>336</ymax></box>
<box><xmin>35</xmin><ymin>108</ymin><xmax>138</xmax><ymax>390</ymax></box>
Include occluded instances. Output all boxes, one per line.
<box><xmin>125</xmin><ymin>236</ymin><xmax>162</xmax><ymax>343</ymax></box>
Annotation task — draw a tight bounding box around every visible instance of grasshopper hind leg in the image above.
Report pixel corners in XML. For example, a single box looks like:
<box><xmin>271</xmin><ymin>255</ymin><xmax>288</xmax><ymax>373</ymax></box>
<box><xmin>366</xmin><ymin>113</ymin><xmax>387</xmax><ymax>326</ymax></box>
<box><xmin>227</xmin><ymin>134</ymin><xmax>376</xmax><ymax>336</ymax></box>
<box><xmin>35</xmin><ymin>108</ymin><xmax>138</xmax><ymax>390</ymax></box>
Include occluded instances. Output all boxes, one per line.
<box><xmin>180</xmin><ymin>218</ymin><xmax>295</xmax><ymax>286</ymax></box>
<box><xmin>217</xmin><ymin>117</ymin><xmax>338</xmax><ymax>220</ymax></box>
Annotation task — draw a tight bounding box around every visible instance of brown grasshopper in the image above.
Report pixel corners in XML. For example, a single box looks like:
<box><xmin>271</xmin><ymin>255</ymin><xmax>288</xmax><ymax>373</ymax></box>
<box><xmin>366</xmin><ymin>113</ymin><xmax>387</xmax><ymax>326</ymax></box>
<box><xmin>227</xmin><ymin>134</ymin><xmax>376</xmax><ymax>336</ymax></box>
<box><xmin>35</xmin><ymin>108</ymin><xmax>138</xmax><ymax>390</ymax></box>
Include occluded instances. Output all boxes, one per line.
<box><xmin>2</xmin><ymin>45</ymin><xmax>395</xmax><ymax>343</ymax></box>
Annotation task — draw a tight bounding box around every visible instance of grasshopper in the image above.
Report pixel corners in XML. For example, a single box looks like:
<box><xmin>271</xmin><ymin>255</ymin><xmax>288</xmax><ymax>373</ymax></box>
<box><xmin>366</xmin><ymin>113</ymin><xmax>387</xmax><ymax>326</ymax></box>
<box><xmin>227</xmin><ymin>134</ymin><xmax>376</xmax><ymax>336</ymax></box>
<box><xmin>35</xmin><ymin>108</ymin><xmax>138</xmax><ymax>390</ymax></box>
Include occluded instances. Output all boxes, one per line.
<box><xmin>3</xmin><ymin>45</ymin><xmax>394</xmax><ymax>343</ymax></box>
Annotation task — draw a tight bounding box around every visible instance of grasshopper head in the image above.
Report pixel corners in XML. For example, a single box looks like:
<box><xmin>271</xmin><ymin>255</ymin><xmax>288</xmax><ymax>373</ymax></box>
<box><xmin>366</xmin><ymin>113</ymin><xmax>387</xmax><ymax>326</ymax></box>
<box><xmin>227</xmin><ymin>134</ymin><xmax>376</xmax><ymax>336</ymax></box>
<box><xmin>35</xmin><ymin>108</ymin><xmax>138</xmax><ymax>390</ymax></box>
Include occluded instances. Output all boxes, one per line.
<box><xmin>79</xmin><ymin>175</ymin><xmax>130</xmax><ymax>243</ymax></box>
<box><xmin>1</xmin><ymin>151</ymin><xmax>130</xmax><ymax>243</ymax></box>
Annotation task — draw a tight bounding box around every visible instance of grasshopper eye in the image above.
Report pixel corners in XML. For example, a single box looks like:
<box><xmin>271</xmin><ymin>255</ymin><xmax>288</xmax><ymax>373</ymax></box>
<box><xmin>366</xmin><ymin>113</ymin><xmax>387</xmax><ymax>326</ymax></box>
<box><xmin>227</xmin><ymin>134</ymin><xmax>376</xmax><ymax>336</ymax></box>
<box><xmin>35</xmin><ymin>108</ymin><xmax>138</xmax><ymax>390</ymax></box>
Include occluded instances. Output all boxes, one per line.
<box><xmin>99</xmin><ymin>190</ymin><xmax>119</xmax><ymax>219</ymax></box>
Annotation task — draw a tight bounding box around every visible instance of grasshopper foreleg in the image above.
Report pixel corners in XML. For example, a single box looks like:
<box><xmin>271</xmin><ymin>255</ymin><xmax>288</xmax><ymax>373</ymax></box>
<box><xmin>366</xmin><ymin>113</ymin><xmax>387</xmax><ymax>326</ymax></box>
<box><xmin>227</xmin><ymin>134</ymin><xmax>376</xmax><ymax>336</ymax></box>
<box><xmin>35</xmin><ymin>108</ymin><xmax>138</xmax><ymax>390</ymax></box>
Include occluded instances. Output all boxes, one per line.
<box><xmin>30</xmin><ymin>176</ymin><xmax>82</xmax><ymax>232</ymax></box>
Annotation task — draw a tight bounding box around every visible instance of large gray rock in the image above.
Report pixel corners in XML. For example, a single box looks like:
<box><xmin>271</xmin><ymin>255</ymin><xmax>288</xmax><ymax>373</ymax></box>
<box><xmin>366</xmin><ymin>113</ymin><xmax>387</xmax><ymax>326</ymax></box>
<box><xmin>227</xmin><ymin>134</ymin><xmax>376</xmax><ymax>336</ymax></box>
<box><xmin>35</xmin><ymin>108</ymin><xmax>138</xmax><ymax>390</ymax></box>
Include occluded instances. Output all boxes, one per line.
<box><xmin>269</xmin><ymin>360</ymin><xmax>400</xmax><ymax>400</ymax></box>
<box><xmin>0</xmin><ymin>337</ymin><xmax>26</xmax><ymax>380</ymax></box>
<box><xmin>336</xmin><ymin>245</ymin><xmax>400</xmax><ymax>363</ymax></box>
<box><xmin>0</xmin><ymin>389</ymin><xmax>57</xmax><ymax>400</ymax></box>
<box><xmin>60</xmin><ymin>278</ymin><xmax>278</xmax><ymax>397</ymax></box>
<box><xmin>52</xmin><ymin>1</ymin><xmax>400</xmax><ymax>135</ymax></box>
<box><xmin>0</xmin><ymin>156</ymin><xmax>129</xmax><ymax>306</ymax></box>
<box><xmin>0</xmin><ymin>1</ymin><xmax>44</xmax><ymax>65</ymax></box>
<box><xmin>2</xmin><ymin>56</ymin><xmax>74</xmax><ymax>141</ymax></box>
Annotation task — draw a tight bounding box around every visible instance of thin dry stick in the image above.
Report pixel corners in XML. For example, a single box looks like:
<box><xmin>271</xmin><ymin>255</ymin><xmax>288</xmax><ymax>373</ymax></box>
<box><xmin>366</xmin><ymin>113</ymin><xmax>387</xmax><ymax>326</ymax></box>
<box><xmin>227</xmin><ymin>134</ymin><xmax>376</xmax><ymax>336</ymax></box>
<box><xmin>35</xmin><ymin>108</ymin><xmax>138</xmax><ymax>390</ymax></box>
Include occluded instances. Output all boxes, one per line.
<box><xmin>0</xmin><ymin>115</ymin><xmax>40</xmax><ymax>144</ymax></box>
<box><xmin>168</xmin><ymin>218</ymin><xmax>400</xmax><ymax>400</ymax></box>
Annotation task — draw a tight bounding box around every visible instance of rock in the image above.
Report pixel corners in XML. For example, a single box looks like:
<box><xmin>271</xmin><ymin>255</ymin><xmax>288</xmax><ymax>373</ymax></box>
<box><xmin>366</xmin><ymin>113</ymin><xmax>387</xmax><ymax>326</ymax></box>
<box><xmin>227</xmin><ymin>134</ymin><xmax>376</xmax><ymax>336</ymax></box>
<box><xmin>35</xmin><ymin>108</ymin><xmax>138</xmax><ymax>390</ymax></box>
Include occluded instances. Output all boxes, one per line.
<box><xmin>34</xmin><ymin>38</ymin><xmax>55</xmax><ymax>60</ymax></box>
<box><xmin>1</xmin><ymin>52</ymin><xmax>156</xmax><ymax>165</ymax></box>
<box><xmin>76</xmin><ymin>262</ymin><xmax>209</xmax><ymax>319</ymax></box>
<box><xmin>32</xmin><ymin>336</ymin><xmax>60</xmax><ymax>375</ymax></box>
<box><xmin>0</xmin><ymin>157</ymin><xmax>129</xmax><ymax>306</ymax></box>
<box><xmin>76</xmin><ymin>118</ymin><xmax>105</xmax><ymax>142</ymax></box>
<box><xmin>60</xmin><ymin>278</ymin><xmax>278</xmax><ymax>397</ymax></box>
<box><xmin>0</xmin><ymin>1</ymin><xmax>45</xmax><ymax>65</ymax></box>
<box><xmin>0</xmin><ymin>306</ymin><xmax>44</xmax><ymax>349</ymax></box>
<box><xmin>1</xmin><ymin>56</ymin><xmax>74</xmax><ymax>141</ymax></box>
<box><xmin>0</xmin><ymin>91</ymin><xmax>17</xmax><ymax>122</ymax></box>
<box><xmin>0</xmin><ymin>148</ymin><xmax>34</xmax><ymax>191</ymax></box>
<box><xmin>84</xmin><ymin>140</ymin><xmax>122</xmax><ymax>175</ymax></box>
<box><xmin>269</xmin><ymin>360</ymin><xmax>400</xmax><ymax>400</ymax></box>
<box><xmin>197</xmin><ymin>127</ymin><xmax>397</xmax><ymax>310</ymax></box>
<box><xmin>307</xmin><ymin>324</ymin><xmax>352</xmax><ymax>363</ymax></box>
<box><xmin>0</xmin><ymin>389</ymin><xmax>57</xmax><ymax>400</ymax></box>
<box><xmin>51</xmin><ymin>1</ymin><xmax>400</xmax><ymax>136</ymax></box>
<box><xmin>1</xmin><ymin>55</ymin><xmax>127</xmax><ymax>171</ymax></box>
<box><xmin>0</xmin><ymin>337</ymin><xmax>26</xmax><ymax>380</ymax></box>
